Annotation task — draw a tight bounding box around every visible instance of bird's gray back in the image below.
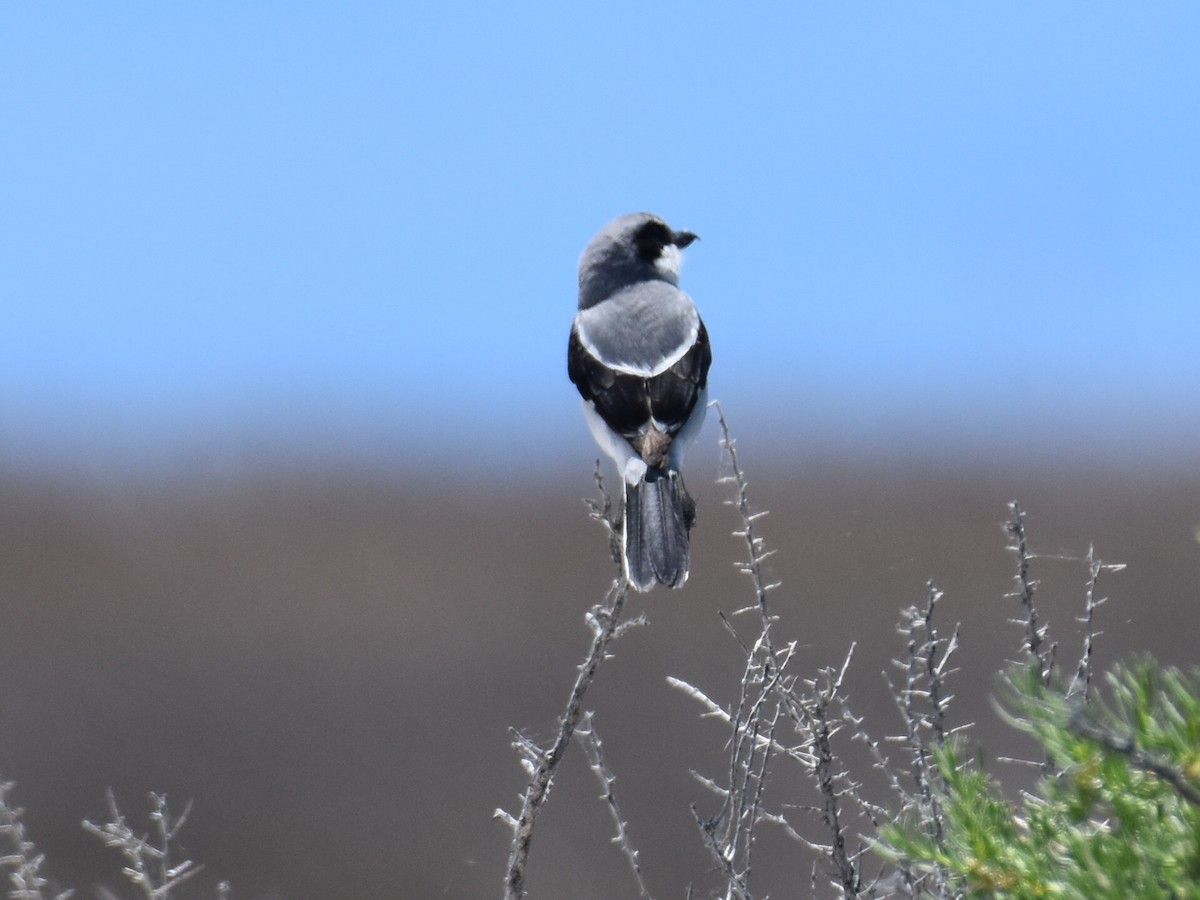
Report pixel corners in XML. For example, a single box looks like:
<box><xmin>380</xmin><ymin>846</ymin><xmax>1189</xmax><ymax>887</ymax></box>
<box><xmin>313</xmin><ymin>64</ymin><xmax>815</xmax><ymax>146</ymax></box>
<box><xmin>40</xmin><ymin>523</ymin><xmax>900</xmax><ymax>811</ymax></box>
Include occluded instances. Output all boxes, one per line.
<box><xmin>573</xmin><ymin>281</ymin><xmax>699</xmax><ymax>376</ymax></box>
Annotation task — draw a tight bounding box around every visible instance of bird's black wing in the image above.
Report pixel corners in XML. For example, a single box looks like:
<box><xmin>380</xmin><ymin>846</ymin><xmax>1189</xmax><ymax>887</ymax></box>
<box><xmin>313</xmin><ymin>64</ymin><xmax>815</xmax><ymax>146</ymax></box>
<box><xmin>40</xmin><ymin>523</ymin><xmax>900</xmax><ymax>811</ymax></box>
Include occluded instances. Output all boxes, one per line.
<box><xmin>568</xmin><ymin>320</ymin><xmax>711</xmax><ymax>440</ymax></box>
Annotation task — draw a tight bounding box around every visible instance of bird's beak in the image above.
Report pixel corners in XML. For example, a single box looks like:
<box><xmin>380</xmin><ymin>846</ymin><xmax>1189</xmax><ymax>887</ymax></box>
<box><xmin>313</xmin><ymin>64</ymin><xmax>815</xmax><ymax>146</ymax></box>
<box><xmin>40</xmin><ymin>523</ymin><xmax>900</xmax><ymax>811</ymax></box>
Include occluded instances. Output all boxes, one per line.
<box><xmin>672</xmin><ymin>230</ymin><xmax>699</xmax><ymax>249</ymax></box>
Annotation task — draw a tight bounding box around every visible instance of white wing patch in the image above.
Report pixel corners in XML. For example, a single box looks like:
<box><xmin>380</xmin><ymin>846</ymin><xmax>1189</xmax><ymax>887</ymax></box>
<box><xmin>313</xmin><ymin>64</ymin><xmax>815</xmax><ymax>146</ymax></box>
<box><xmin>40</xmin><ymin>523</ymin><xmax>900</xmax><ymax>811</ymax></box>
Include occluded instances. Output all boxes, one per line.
<box><xmin>576</xmin><ymin>329</ymin><xmax>695</xmax><ymax>377</ymax></box>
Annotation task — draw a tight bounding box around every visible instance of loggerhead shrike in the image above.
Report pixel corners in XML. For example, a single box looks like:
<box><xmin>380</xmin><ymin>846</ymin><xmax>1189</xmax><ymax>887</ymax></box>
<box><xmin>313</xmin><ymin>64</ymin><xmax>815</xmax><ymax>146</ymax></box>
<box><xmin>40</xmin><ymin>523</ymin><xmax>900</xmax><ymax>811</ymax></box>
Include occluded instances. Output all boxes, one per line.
<box><xmin>567</xmin><ymin>212</ymin><xmax>712</xmax><ymax>591</ymax></box>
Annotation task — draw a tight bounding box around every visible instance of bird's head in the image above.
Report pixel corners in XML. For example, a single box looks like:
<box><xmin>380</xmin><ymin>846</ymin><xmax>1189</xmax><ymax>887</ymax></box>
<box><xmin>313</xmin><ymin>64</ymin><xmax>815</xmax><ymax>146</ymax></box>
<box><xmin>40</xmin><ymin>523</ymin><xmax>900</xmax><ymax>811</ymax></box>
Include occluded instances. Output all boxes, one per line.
<box><xmin>577</xmin><ymin>212</ymin><xmax>699</xmax><ymax>309</ymax></box>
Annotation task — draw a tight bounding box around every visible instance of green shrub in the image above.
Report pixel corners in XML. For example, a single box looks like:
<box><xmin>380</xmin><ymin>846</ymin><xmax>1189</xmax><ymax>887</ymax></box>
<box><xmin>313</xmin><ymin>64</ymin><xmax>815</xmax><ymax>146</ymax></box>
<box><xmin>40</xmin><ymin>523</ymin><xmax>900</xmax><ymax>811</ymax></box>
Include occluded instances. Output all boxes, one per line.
<box><xmin>882</xmin><ymin>662</ymin><xmax>1200</xmax><ymax>898</ymax></box>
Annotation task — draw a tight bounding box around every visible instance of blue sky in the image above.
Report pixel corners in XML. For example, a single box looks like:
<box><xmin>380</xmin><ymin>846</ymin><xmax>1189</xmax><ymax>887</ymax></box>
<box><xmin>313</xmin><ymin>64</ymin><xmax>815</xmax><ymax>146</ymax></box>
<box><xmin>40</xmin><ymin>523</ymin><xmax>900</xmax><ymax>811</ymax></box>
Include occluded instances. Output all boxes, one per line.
<box><xmin>4</xmin><ymin>4</ymin><xmax>1199</xmax><ymax>471</ymax></box>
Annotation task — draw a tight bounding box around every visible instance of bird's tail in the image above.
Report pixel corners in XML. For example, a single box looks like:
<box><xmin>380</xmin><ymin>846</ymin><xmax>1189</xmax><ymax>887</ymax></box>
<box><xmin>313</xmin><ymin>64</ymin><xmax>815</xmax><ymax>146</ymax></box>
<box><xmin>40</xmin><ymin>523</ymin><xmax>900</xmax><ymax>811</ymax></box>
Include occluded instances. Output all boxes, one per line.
<box><xmin>623</xmin><ymin>469</ymin><xmax>696</xmax><ymax>591</ymax></box>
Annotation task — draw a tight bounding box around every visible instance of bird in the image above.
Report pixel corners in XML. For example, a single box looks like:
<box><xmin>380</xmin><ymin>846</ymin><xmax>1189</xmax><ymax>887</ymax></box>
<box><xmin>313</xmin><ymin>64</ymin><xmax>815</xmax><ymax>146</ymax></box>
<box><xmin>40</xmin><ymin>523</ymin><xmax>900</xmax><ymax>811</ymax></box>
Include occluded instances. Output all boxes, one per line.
<box><xmin>567</xmin><ymin>212</ymin><xmax>712</xmax><ymax>591</ymax></box>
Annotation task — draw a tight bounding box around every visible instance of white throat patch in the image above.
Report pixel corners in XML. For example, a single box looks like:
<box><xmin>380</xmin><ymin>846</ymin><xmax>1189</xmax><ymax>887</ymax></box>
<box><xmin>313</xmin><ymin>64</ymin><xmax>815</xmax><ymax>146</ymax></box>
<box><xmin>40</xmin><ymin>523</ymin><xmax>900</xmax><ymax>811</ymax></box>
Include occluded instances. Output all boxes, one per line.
<box><xmin>654</xmin><ymin>244</ymin><xmax>683</xmax><ymax>283</ymax></box>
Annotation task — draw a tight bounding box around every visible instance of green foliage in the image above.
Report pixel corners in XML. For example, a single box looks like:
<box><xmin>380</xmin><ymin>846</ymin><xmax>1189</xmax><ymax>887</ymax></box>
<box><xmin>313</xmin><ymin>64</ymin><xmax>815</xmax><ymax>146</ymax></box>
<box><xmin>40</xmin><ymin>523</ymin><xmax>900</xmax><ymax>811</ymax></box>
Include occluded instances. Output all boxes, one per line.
<box><xmin>882</xmin><ymin>660</ymin><xmax>1200</xmax><ymax>898</ymax></box>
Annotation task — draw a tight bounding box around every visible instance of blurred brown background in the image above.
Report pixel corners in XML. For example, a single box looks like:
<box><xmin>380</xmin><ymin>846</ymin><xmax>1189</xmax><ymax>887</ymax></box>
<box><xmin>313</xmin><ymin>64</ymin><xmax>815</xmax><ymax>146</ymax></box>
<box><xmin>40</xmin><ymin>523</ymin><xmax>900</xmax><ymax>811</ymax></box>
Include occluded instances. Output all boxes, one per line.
<box><xmin>1</xmin><ymin>436</ymin><xmax>1197</xmax><ymax>899</ymax></box>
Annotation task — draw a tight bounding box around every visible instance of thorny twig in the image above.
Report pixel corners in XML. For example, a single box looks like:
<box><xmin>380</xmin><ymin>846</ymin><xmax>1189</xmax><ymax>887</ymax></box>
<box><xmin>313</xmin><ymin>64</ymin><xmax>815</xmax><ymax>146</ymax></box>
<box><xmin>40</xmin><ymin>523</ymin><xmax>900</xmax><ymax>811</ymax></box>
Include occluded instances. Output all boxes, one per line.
<box><xmin>1068</xmin><ymin>546</ymin><xmax>1124</xmax><ymax>701</ymax></box>
<box><xmin>888</xmin><ymin>586</ymin><xmax>962</xmax><ymax>896</ymax></box>
<box><xmin>499</xmin><ymin>468</ymin><xmax>641</xmax><ymax>897</ymax></box>
<box><xmin>680</xmin><ymin>404</ymin><xmax>788</xmax><ymax>899</ymax></box>
<box><xmin>0</xmin><ymin>781</ymin><xmax>73</xmax><ymax>900</ymax></box>
<box><xmin>678</xmin><ymin>404</ymin><xmax>869</xmax><ymax>897</ymax></box>
<box><xmin>575</xmin><ymin>713</ymin><xmax>655</xmax><ymax>899</ymax></box>
<box><xmin>1005</xmin><ymin>502</ymin><xmax>1055</xmax><ymax>685</ymax></box>
<box><xmin>498</xmin><ymin>577</ymin><xmax>631</xmax><ymax>899</ymax></box>
<box><xmin>82</xmin><ymin>791</ymin><xmax>201</xmax><ymax>900</ymax></box>
<box><xmin>713</xmin><ymin>401</ymin><xmax>780</xmax><ymax>633</ymax></box>
<box><xmin>898</xmin><ymin>587</ymin><xmax>959</xmax><ymax>842</ymax></box>
<box><xmin>586</xmin><ymin>461</ymin><xmax>624</xmax><ymax>572</ymax></box>
<box><xmin>802</xmin><ymin>654</ymin><xmax>863</xmax><ymax>897</ymax></box>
